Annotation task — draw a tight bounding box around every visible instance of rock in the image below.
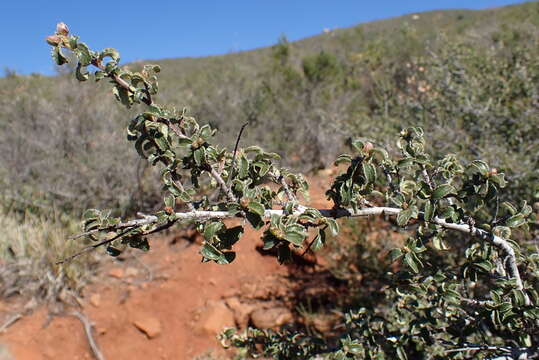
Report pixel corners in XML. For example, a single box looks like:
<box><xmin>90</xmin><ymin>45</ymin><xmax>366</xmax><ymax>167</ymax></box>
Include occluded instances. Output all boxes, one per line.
<box><xmin>108</xmin><ymin>268</ymin><xmax>124</xmax><ymax>279</ymax></box>
<box><xmin>198</xmin><ymin>300</ymin><xmax>235</xmax><ymax>335</ymax></box>
<box><xmin>89</xmin><ymin>294</ymin><xmax>101</xmax><ymax>307</ymax></box>
<box><xmin>133</xmin><ymin>316</ymin><xmax>162</xmax><ymax>339</ymax></box>
<box><xmin>250</xmin><ymin>307</ymin><xmax>293</xmax><ymax>329</ymax></box>
<box><xmin>125</xmin><ymin>267</ymin><xmax>139</xmax><ymax>277</ymax></box>
<box><xmin>225</xmin><ymin>297</ymin><xmax>256</xmax><ymax>328</ymax></box>
<box><xmin>312</xmin><ymin>316</ymin><xmax>335</xmax><ymax>334</ymax></box>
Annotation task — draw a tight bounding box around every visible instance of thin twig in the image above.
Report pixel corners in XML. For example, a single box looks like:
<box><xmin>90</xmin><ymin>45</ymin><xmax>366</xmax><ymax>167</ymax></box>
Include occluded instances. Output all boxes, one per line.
<box><xmin>70</xmin><ymin>311</ymin><xmax>105</xmax><ymax>360</ymax></box>
<box><xmin>228</xmin><ymin>122</ymin><xmax>250</xmax><ymax>185</ymax></box>
<box><xmin>0</xmin><ymin>313</ymin><xmax>22</xmax><ymax>333</ymax></box>
<box><xmin>279</xmin><ymin>175</ymin><xmax>297</xmax><ymax>203</ymax></box>
<box><xmin>420</xmin><ymin>165</ymin><xmax>435</xmax><ymax>190</ymax></box>
<box><xmin>208</xmin><ymin>166</ymin><xmax>237</xmax><ymax>203</ymax></box>
<box><xmin>445</xmin><ymin>344</ymin><xmax>511</xmax><ymax>354</ymax></box>
<box><xmin>172</xmin><ymin>178</ymin><xmax>195</xmax><ymax>211</ymax></box>
<box><xmin>58</xmin><ymin>228</ymin><xmax>133</xmax><ymax>264</ymax></box>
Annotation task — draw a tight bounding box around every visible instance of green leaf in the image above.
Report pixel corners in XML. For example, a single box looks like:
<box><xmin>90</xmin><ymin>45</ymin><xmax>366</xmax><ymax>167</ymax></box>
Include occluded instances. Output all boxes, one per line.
<box><xmin>94</xmin><ymin>70</ymin><xmax>105</xmax><ymax>81</ymax></box>
<box><xmin>493</xmin><ymin>226</ymin><xmax>512</xmax><ymax>239</ymax></box>
<box><xmin>76</xmin><ymin>42</ymin><xmax>93</xmax><ymax>66</ymax></box>
<box><xmin>193</xmin><ymin>148</ymin><xmax>205</xmax><ymax>166</ymax></box>
<box><xmin>489</xmin><ymin>173</ymin><xmax>507</xmax><ymax>188</ymax></box>
<box><xmin>432</xmin><ymin>236</ymin><xmax>448</xmax><ymax>250</ymax></box>
<box><xmin>75</xmin><ymin>63</ymin><xmax>89</xmax><ymax>81</ymax></box>
<box><xmin>362</xmin><ymin>162</ymin><xmax>376</xmax><ymax>184</ymax></box>
<box><xmin>204</xmin><ymin>222</ymin><xmax>224</xmax><ymax>241</ymax></box>
<box><xmin>404</xmin><ymin>253</ymin><xmax>419</xmax><ymax>273</ymax></box>
<box><xmin>238</xmin><ymin>155</ymin><xmax>249</xmax><ymax>179</ymax></box>
<box><xmin>217</xmin><ymin>251</ymin><xmax>236</xmax><ymax>265</ymax></box>
<box><xmin>177</xmin><ymin>137</ymin><xmax>193</xmax><ymax>147</ymax></box>
<box><xmin>351</xmin><ymin>140</ymin><xmax>364</xmax><ymax>153</ymax></box>
<box><xmin>244</xmin><ymin>146</ymin><xmax>263</xmax><ymax>153</ymax></box>
<box><xmin>200</xmin><ymin>242</ymin><xmax>223</xmax><ymax>261</ymax></box>
<box><xmin>83</xmin><ymin>209</ymin><xmax>101</xmax><ymax>221</ymax></box>
<box><xmin>505</xmin><ymin>214</ymin><xmax>526</xmax><ymax>228</ymax></box>
<box><xmin>468</xmin><ymin>160</ymin><xmax>489</xmax><ymax>176</ymax></box>
<box><xmin>388</xmin><ymin>248</ymin><xmax>403</xmax><ymax>262</ymax></box>
<box><xmin>99</xmin><ymin>48</ymin><xmax>120</xmax><ymax>62</ymax></box>
<box><xmin>501</xmin><ymin>202</ymin><xmax>518</xmax><ymax>215</ymax></box>
<box><xmin>311</xmin><ymin>230</ymin><xmax>326</xmax><ymax>252</ymax></box>
<box><xmin>424</xmin><ymin>201</ymin><xmax>435</xmax><ymax>221</ymax></box>
<box><xmin>396</xmin><ymin>346</ymin><xmax>408</xmax><ymax>360</ymax></box>
<box><xmin>199</xmin><ymin>125</ymin><xmax>213</xmax><ymax>140</ymax></box>
<box><xmin>326</xmin><ymin>218</ymin><xmax>339</xmax><ymax>236</ymax></box>
<box><xmin>154</xmin><ymin>135</ymin><xmax>170</xmax><ymax>152</ymax></box>
<box><xmin>334</xmin><ymin>154</ymin><xmax>352</xmax><ymax>165</ymax></box>
<box><xmin>284</xmin><ymin>230</ymin><xmax>306</xmax><ymax>246</ymax></box>
<box><xmin>397</xmin><ymin>206</ymin><xmax>418</xmax><ymax>227</ymax></box>
<box><xmin>247</xmin><ymin>201</ymin><xmax>265</xmax><ymax>217</ymax></box>
<box><xmin>164</xmin><ymin>195</ymin><xmax>175</xmax><ymax>209</ymax></box>
<box><xmin>52</xmin><ymin>47</ymin><xmax>68</xmax><ymax>66</ymax></box>
<box><xmin>431</xmin><ymin>184</ymin><xmax>456</xmax><ymax>200</ymax></box>
<box><xmin>397</xmin><ymin>158</ymin><xmax>415</xmax><ymax>168</ymax></box>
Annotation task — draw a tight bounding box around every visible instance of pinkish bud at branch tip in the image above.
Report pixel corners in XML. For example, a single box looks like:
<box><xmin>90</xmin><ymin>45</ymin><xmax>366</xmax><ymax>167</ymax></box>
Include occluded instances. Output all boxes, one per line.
<box><xmin>56</xmin><ymin>22</ymin><xmax>69</xmax><ymax>36</ymax></box>
<box><xmin>46</xmin><ymin>35</ymin><xmax>62</xmax><ymax>46</ymax></box>
<box><xmin>363</xmin><ymin>142</ymin><xmax>374</xmax><ymax>153</ymax></box>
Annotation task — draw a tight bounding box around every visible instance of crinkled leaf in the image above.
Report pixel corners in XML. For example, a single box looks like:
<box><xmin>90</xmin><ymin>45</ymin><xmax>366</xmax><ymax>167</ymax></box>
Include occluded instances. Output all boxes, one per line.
<box><xmin>431</xmin><ymin>184</ymin><xmax>456</xmax><ymax>200</ymax></box>
<box><xmin>424</xmin><ymin>200</ymin><xmax>435</xmax><ymax>221</ymax></box>
<box><xmin>505</xmin><ymin>214</ymin><xmax>526</xmax><ymax>228</ymax></box>
<box><xmin>284</xmin><ymin>230</ymin><xmax>306</xmax><ymax>246</ymax></box>
<box><xmin>362</xmin><ymin>162</ymin><xmax>376</xmax><ymax>184</ymax></box>
<box><xmin>204</xmin><ymin>222</ymin><xmax>224</xmax><ymax>241</ymax></box>
<box><xmin>388</xmin><ymin>248</ymin><xmax>403</xmax><ymax>262</ymax></box>
<box><xmin>247</xmin><ymin>201</ymin><xmax>265</xmax><ymax>217</ymax></box>
<box><xmin>404</xmin><ymin>252</ymin><xmax>419</xmax><ymax>273</ymax></box>
<box><xmin>238</xmin><ymin>155</ymin><xmax>249</xmax><ymax>179</ymax></box>
<box><xmin>200</xmin><ymin>242</ymin><xmax>223</xmax><ymax>261</ymax></box>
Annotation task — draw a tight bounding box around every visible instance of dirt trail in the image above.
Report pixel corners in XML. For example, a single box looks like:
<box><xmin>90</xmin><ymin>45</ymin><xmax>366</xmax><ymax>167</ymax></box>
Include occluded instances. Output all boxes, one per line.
<box><xmin>0</xmin><ymin>175</ymin><xmax>333</xmax><ymax>360</ymax></box>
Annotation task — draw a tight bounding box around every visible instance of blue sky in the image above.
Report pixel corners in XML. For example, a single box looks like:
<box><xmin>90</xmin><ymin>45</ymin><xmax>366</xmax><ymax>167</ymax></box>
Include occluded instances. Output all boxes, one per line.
<box><xmin>1</xmin><ymin>0</ymin><xmax>531</xmax><ymax>76</ymax></box>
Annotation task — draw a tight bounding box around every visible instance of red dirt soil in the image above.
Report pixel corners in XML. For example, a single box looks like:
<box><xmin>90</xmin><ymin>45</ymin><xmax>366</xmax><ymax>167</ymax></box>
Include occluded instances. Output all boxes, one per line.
<box><xmin>0</xmin><ymin>176</ymin><xmax>334</xmax><ymax>360</ymax></box>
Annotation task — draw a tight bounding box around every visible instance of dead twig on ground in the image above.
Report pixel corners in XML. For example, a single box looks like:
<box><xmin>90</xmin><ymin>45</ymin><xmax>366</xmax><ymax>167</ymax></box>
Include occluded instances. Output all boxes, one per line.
<box><xmin>0</xmin><ymin>313</ymin><xmax>22</xmax><ymax>333</ymax></box>
<box><xmin>70</xmin><ymin>310</ymin><xmax>105</xmax><ymax>360</ymax></box>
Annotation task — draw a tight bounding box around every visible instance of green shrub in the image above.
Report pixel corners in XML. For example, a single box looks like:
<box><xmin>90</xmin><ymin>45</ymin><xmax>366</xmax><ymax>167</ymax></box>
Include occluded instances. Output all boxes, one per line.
<box><xmin>45</xmin><ymin>22</ymin><xmax>539</xmax><ymax>360</ymax></box>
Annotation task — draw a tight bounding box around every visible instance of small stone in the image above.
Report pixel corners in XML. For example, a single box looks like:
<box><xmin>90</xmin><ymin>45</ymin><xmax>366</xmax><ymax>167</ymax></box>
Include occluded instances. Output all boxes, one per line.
<box><xmin>250</xmin><ymin>307</ymin><xmax>293</xmax><ymax>329</ymax></box>
<box><xmin>198</xmin><ymin>300</ymin><xmax>235</xmax><ymax>335</ymax></box>
<box><xmin>225</xmin><ymin>297</ymin><xmax>256</xmax><ymax>328</ymax></box>
<box><xmin>125</xmin><ymin>267</ymin><xmax>139</xmax><ymax>277</ymax></box>
<box><xmin>133</xmin><ymin>316</ymin><xmax>162</xmax><ymax>339</ymax></box>
<box><xmin>89</xmin><ymin>294</ymin><xmax>101</xmax><ymax>307</ymax></box>
<box><xmin>108</xmin><ymin>268</ymin><xmax>124</xmax><ymax>279</ymax></box>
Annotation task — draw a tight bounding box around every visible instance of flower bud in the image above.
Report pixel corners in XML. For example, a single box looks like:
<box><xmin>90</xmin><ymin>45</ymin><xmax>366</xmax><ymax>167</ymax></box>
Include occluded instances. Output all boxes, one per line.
<box><xmin>363</xmin><ymin>142</ymin><xmax>374</xmax><ymax>153</ymax></box>
<box><xmin>56</xmin><ymin>22</ymin><xmax>69</xmax><ymax>36</ymax></box>
<box><xmin>488</xmin><ymin>168</ymin><xmax>498</xmax><ymax>176</ymax></box>
<box><xmin>45</xmin><ymin>35</ymin><xmax>62</xmax><ymax>46</ymax></box>
<box><xmin>239</xmin><ymin>197</ymin><xmax>250</xmax><ymax>209</ymax></box>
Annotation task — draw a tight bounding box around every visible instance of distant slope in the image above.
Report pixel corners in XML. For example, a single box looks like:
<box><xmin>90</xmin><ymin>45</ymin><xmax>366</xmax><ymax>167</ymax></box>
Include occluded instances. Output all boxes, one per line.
<box><xmin>0</xmin><ymin>1</ymin><xmax>537</xmax><ymax>216</ymax></box>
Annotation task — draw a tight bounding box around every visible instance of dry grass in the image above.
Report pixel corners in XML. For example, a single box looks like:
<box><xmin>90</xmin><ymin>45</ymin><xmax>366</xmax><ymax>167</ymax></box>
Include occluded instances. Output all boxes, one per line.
<box><xmin>0</xmin><ymin>210</ymin><xmax>101</xmax><ymax>306</ymax></box>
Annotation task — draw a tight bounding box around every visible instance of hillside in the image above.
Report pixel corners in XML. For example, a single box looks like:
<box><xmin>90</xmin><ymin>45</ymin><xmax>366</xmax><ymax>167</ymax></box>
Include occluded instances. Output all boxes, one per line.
<box><xmin>0</xmin><ymin>2</ymin><xmax>538</xmax><ymax>359</ymax></box>
<box><xmin>0</xmin><ymin>0</ymin><xmax>538</xmax><ymax>310</ymax></box>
